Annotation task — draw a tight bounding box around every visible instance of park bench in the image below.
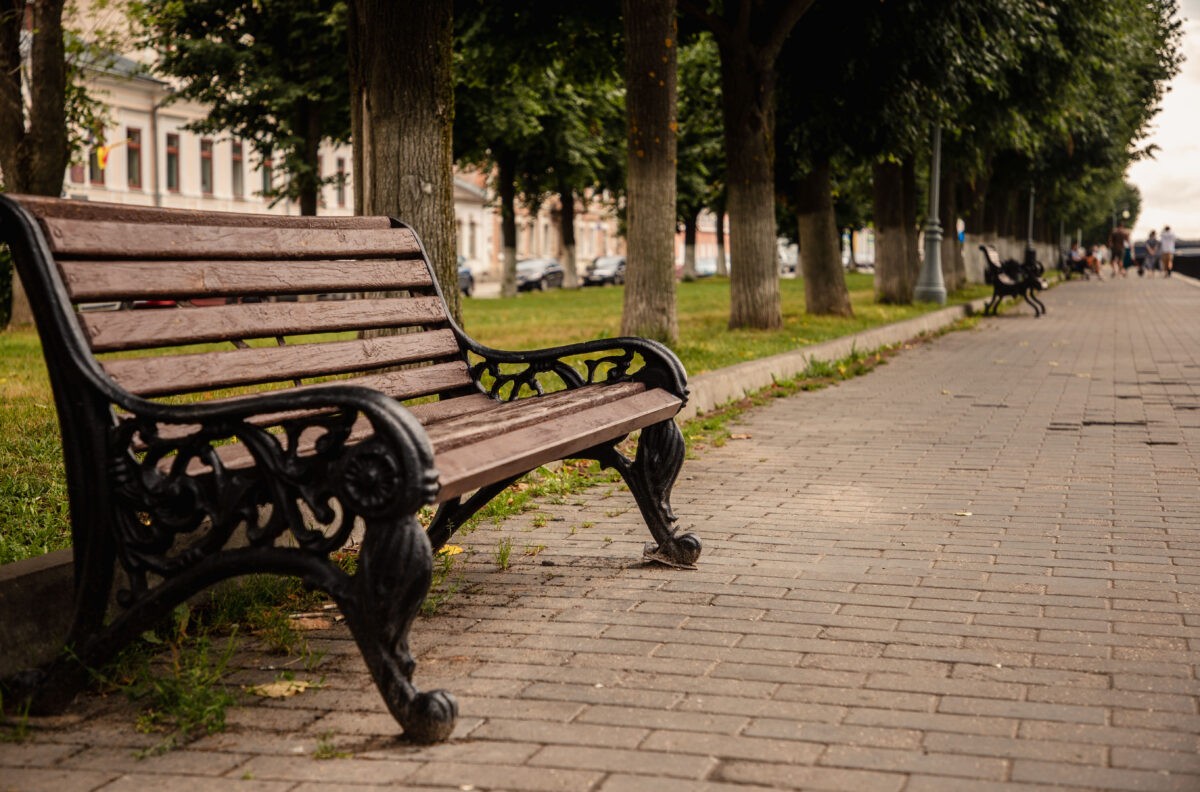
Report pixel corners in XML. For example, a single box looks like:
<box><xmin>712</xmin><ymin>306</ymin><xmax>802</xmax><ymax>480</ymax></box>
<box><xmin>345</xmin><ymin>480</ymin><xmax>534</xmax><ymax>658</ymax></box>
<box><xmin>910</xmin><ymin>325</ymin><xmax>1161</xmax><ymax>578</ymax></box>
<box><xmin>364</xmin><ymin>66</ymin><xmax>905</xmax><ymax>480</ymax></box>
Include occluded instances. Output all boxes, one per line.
<box><xmin>980</xmin><ymin>244</ymin><xmax>1047</xmax><ymax>317</ymax></box>
<box><xmin>0</xmin><ymin>194</ymin><xmax>701</xmax><ymax>743</ymax></box>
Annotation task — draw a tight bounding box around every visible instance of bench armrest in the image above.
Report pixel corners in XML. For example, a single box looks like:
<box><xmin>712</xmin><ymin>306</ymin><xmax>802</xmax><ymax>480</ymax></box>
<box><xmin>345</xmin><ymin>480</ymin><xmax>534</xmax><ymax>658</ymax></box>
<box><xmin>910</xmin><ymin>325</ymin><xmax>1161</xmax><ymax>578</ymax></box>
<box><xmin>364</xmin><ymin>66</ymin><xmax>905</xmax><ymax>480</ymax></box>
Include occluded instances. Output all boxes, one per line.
<box><xmin>460</xmin><ymin>335</ymin><xmax>688</xmax><ymax>404</ymax></box>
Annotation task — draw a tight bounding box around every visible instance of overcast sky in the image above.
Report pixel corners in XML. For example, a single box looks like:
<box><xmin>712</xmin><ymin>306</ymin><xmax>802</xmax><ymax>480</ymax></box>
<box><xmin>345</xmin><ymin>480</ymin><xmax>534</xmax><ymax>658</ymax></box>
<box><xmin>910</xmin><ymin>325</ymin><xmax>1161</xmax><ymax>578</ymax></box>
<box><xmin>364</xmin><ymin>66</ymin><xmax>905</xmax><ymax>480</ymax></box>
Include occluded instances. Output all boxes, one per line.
<box><xmin>1128</xmin><ymin>0</ymin><xmax>1199</xmax><ymax>240</ymax></box>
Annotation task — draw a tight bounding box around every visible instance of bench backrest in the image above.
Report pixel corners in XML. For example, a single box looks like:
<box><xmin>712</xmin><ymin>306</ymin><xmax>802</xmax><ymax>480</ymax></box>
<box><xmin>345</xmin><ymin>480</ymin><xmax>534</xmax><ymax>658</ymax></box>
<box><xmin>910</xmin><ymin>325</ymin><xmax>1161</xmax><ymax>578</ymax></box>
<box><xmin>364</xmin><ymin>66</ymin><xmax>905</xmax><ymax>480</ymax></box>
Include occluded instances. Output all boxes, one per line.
<box><xmin>2</xmin><ymin>195</ymin><xmax>474</xmax><ymax>407</ymax></box>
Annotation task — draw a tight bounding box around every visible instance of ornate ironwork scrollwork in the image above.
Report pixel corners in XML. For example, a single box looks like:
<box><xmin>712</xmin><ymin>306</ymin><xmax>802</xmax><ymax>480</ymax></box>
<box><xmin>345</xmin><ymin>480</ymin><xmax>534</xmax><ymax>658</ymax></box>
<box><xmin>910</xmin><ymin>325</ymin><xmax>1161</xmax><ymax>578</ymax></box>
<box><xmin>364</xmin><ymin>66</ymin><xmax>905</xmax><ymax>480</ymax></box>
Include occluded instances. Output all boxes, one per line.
<box><xmin>104</xmin><ymin>407</ymin><xmax>400</xmax><ymax>607</ymax></box>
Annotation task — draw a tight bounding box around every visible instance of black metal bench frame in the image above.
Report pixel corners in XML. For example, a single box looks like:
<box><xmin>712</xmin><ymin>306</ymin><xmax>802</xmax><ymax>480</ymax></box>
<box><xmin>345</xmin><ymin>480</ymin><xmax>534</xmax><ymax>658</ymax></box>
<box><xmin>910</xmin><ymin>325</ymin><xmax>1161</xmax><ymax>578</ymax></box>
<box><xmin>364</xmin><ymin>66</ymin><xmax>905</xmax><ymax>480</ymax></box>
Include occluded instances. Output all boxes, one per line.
<box><xmin>980</xmin><ymin>245</ymin><xmax>1047</xmax><ymax>317</ymax></box>
<box><xmin>0</xmin><ymin>195</ymin><xmax>701</xmax><ymax>743</ymax></box>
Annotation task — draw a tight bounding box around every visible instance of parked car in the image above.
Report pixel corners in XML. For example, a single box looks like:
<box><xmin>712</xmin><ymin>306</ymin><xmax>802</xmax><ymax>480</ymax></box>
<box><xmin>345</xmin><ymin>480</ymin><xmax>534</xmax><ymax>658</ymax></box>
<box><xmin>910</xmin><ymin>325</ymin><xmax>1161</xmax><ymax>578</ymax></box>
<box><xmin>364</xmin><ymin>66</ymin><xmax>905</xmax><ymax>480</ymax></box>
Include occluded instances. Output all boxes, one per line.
<box><xmin>457</xmin><ymin>255</ymin><xmax>475</xmax><ymax>297</ymax></box>
<box><xmin>583</xmin><ymin>255</ymin><xmax>626</xmax><ymax>286</ymax></box>
<box><xmin>516</xmin><ymin>257</ymin><xmax>564</xmax><ymax>291</ymax></box>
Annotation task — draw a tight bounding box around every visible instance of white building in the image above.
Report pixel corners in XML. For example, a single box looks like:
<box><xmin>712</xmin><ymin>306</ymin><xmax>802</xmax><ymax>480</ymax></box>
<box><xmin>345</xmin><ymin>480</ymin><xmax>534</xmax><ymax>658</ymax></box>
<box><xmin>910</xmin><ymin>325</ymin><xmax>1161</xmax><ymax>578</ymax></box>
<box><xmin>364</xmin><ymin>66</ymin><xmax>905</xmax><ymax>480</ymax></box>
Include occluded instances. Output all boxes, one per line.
<box><xmin>63</xmin><ymin>53</ymin><xmax>354</xmax><ymax>217</ymax></box>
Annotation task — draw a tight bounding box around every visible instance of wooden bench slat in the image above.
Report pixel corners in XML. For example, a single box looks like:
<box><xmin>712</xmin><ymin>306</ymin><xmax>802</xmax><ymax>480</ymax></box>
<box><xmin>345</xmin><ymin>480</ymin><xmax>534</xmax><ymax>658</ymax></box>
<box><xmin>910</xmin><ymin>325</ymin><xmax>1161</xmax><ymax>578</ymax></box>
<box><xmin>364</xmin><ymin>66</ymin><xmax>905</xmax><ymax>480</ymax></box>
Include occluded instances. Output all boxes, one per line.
<box><xmin>434</xmin><ymin>388</ymin><xmax>681</xmax><ymax>501</ymax></box>
<box><xmin>429</xmin><ymin>381</ymin><xmax>648</xmax><ymax>451</ymax></box>
<box><xmin>13</xmin><ymin>194</ymin><xmax>393</xmax><ymax>229</ymax></box>
<box><xmin>103</xmin><ymin>329</ymin><xmax>464</xmax><ymax>396</ymax></box>
<box><xmin>43</xmin><ymin>217</ymin><xmax>420</xmax><ymax>260</ymax></box>
<box><xmin>83</xmin><ymin>297</ymin><xmax>449</xmax><ymax>352</ymax></box>
<box><xmin>137</xmin><ymin>390</ymin><xmax>496</xmax><ymax>451</ymax></box>
<box><xmin>61</xmin><ymin>259</ymin><xmax>434</xmax><ymax>301</ymax></box>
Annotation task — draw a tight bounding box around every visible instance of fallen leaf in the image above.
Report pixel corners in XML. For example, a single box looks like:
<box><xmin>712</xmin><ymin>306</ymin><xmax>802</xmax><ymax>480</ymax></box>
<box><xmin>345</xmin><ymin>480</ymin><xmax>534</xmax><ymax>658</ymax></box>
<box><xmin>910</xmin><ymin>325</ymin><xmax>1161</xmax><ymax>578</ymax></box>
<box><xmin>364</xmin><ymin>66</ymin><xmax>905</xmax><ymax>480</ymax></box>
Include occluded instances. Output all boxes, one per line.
<box><xmin>247</xmin><ymin>680</ymin><xmax>318</xmax><ymax>698</ymax></box>
<box><xmin>438</xmin><ymin>545</ymin><xmax>464</xmax><ymax>556</ymax></box>
<box><xmin>730</xmin><ymin>433</ymin><xmax>752</xmax><ymax>440</ymax></box>
<box><xmin>955</xmin><ymin>511</ymin><xmax>973</xmax><ymax>517</ymax></box>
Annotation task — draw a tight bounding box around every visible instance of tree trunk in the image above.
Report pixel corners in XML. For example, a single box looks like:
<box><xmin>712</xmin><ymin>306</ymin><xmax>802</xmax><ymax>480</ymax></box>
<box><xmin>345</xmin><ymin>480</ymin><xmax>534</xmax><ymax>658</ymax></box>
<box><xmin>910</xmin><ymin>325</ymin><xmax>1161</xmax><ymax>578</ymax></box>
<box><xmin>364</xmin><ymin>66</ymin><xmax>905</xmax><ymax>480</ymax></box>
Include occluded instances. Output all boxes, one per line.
<box><xmin>349</xmin><ymin>0</ymin><xmax>458</xmax><ymax>322</ymax></box>
<box><xmin>844</xmin><ymin>228</ymin><xmax>857</xmax><ymax>269</ymax></box>
<box><xmin>497</xmin><ymin>152</ymin><xmax>518</xmax><ymax>298</ymax></box>
<box><xmin>1</xmin><ymin>0</ymin><xmax>68</xmax><ymax>328</ymax></box>
<box><xmin>347</xmin><ymin>0</ymin><xmax>365</xmax><ymax>213</ymax></box>
<box><xmin>620</xmin><ymin>0</ymin><xmax>677</xmax><ymax>344</ymax></box>
<box><xmin>715</xmin><ymin>207</ymin><xmax>728</xmax><ymax>276</ymax></box>
<box><xmin>681</xmin><ymin>211</ymin><xmax>698</xmax><ymax>281</ymax></box>
<box><xmin>719</xmin><ymin>39</ymin><xmax>781</xmax><ymax>329</ymax></box>
<box><xmin>901</xmin><ymin>156</ymin><xmax>920</xmax><ymax>286</ymax></box>
<box><xmin>298</xmin><ymin>99</ymin><xmax>321</xmax><ymax>216</ymax></box>
<box><xmin>872</xmin><ymin>160</ymin><xmax>911</xmax><ymax>304</ymax></box>
<box><xmin>795</xmin><ymin>161</ymin><xmax>852</xmax><ymax>316</ymax></box>
<box><xmin>558</xmin><ymin>184</ymin><xmax>579</xmax><ymax>288</ymax></box>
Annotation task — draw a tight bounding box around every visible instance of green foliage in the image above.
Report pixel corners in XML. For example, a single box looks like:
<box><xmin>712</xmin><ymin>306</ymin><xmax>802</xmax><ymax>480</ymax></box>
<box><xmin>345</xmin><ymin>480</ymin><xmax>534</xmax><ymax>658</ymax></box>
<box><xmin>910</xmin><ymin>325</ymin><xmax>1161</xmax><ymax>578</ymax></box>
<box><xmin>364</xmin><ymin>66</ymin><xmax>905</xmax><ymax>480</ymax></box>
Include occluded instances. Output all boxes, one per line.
<box><xmin>131</xmin><ymin>0</ymin><xmax>350</xmax><ymax>210</ymax></box>
<box><xmin>676</xmin><ymin>33</ymin><xmax>723</xmax><ymax>223</ymax></box>
<box><xmin>494</xmin><ymin>537</ymin><xmax>513</xmax><ymax>570</ymax></box>
<box><xmin>454</xmin><ymin>2</ymin><xmax>625</xmax><ymax>223</ymax></box>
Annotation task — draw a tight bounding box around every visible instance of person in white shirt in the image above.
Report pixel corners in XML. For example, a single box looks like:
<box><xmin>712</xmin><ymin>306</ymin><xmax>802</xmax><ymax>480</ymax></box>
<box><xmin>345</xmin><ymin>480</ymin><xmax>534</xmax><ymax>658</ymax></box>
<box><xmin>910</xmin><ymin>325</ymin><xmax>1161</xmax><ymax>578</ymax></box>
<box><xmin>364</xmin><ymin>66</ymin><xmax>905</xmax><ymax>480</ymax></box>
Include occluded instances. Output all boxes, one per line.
<box><xmin>1160</xmin><ymin>225</ymin><xmax>1176</xmax><ymax>277</ymax></box>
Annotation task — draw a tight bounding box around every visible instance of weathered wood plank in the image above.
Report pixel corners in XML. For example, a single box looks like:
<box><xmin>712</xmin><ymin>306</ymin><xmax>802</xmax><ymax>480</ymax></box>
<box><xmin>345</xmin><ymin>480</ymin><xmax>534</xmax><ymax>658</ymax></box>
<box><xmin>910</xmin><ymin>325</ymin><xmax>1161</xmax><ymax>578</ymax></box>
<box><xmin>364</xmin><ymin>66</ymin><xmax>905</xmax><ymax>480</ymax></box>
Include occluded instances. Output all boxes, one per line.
<box><xmin>14</xmin><ymin>194</ymin><xmax>392</xmax><ymax>229</ymax></box>
<box><xmin>143</xmin><ymin>392</ymin><xmax>496</xmax><ymax>449</ymax></box>
<box><xmin>43</xmin><ymin>217</ymin><xmax>419</xmax><ymax>260</ymax></box>
<box><xmin>61</xmin><ymin>258</ymin><xmax>433</xmax><ymax>301</ymax></box>
<box><xmin>83</xmin><ymin>297</ymin><xmax>449</xmax><ymax>352</ymax></box>
<box><xmin>103</xmin><ymin>329</ymin><xmax>464</xmax><ymax>396</ymax></box>
<box><xmin>432</xmin><ymin>388</ymin><xmax>681</xmax><ymax>500</ymax></box>
<box><xmin>429</xmin><ymin>382</ymin><xmax>647</xmax><ymax>451</ymax></box>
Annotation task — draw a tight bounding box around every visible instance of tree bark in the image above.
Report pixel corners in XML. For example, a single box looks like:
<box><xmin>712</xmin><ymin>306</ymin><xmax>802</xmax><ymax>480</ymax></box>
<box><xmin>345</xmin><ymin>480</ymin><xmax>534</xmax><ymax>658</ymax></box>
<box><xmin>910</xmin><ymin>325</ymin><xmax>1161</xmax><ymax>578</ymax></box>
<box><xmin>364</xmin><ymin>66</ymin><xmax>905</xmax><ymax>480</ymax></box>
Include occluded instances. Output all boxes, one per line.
<box><xmin>794</xmin><ymin>161</ymin><xmax>852</xmax><ymax>316</ymax></box>
<box><xmin>872</xmin><ymin>160</ymin><xmax>912</xmax><ymax>304</ymax></box>
<box><xmin>901</xmin><ymin>156</ymin><xmax>920</xmax><ymax>286</ymax></box>
<box><xmin>298</xmin><ymin>99</ymin><xmax>321</xmax><ymax>216</ymax></box>
<box><xmin>714</xmin><ymin>207</ymin><xmax>727</xmax><ymax>276</ymax></box>
<box><xmin>681</xmin><ymin>211</ymin><xmax>698</xmax><ymax>281</ymax></box>
<box><xmin>620</xmin><ymin>0</ymin><xmax>678</xmax><ymax>344</ymax></box>
<box><xmin>1</xmin><ymin>0</ymin><xmax>68</xmax><ymax>328</ymax></box>
<box><xmin>719</xmin><ymin>38</ymin><xmax>781</xmax><ymax>329</ymax></box>
<box><xmin>349</xmin><ymin>0</ymin><xmax>458</xmax><ymax>322</ymax></box>
<box><xmin>497</xmin><ymin>152</ymin><xmax>518</xmax><ymax>298</ymax></box>
<box><xmin>558</xmin><ymin>184</ymin><xmax>579</xmax><ymax>288</ymax></box>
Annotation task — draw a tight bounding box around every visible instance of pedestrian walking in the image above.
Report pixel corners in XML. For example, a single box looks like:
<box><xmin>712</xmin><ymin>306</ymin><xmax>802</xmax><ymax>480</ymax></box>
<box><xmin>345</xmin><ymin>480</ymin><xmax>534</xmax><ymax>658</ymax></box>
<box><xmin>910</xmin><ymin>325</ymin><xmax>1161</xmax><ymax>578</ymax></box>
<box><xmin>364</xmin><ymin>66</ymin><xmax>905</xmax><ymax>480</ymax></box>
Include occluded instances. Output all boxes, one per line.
<box><xmin>1160</xmin><ymin>225</ymin><xmax>1176</xmax><ymax>277</ymax></box>
<box><xmin>1144</xmin><ymin>229</ymin><xmax>1160</xmax><ymax>277</ymax></box>
<box><xmin>1109</xmin><ymin>222</ymin><xmax>1131</xmax><ymax>278</ymax></box>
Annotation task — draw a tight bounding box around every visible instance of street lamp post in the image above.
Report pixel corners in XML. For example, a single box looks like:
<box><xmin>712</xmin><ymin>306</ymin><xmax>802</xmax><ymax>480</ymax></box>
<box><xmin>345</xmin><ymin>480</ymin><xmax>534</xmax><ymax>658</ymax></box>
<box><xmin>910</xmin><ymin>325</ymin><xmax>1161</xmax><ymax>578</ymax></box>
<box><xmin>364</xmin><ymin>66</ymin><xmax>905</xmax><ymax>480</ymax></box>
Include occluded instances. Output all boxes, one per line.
<box><xmin>915</xmin><ymin>125</ymin><xmax>946</xmax><ymax>304</ymax></box>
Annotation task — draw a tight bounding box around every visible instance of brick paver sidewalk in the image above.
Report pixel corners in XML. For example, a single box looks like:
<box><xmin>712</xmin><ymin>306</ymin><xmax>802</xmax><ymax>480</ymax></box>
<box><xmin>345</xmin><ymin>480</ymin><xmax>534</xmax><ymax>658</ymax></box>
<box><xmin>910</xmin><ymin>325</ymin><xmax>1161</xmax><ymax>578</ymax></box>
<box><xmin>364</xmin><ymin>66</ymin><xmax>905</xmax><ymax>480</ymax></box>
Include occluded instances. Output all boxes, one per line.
<box><xmin>3</xmin><ymin>276</ymin><xmax>1199</xmax><ymax>791</ymax></box>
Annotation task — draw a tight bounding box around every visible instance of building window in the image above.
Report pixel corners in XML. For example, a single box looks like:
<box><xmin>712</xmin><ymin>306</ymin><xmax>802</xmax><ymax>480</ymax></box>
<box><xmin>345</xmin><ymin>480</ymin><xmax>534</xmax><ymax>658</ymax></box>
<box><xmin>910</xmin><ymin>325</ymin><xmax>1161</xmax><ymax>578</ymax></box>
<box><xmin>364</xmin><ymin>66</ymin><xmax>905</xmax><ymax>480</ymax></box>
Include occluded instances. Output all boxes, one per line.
<box><xmin>231</xmin><ymin>140</ymin><xmax>244</xmax><ymax>198</ymax></box>
<box><xmin>261</xmin><ymin>156</ymin><xmax>274</xmax><ymax>196</ymax></box>
<box><xmin>336</xmin><ymin>157</ymin><xmax>346</xmax><ymax>208</ymax></box>
<box><xmin>166</xmin><ymin>133</ymin><xmax>180</xmax><ymax>192</ymax></box>
<box><xmin>126</xmin><ymin>128</ymin><xmax>142</xmax><ymax>190</ymax></box>
<box><xmin>468</xmin><ymin>218</ymin><xmax>477</xmax><ymax>258</ymax></box>
<box><xmin>69</xmin><ymin>163</ymin><xmax>85</xmax><ymax>183</ymax></box>
<box><xmin>200</xmin><ymin>138</ymin><xmax>213</xmax><ymax>195</ymax></box>
<box><xmin>88</xmin><ymin>146</ymin><xmax>105</xmax><ymax>185</ymax></box>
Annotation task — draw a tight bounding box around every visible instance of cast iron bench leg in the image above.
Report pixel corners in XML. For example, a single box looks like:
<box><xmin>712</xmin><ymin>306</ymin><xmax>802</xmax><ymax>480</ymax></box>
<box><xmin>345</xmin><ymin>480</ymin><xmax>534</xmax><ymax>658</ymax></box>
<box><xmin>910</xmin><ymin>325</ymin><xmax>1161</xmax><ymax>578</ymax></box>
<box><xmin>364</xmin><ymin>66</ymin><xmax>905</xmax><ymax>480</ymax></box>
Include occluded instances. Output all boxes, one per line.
<box><xmin>339</xmin><ymin>511</ymin><xmax>458</xmax><ymax>744</ymax></box>
<box><xmin>590</xmin><ymin>419</ymin><xmax>701</xmax><ymax>568</ymax></box>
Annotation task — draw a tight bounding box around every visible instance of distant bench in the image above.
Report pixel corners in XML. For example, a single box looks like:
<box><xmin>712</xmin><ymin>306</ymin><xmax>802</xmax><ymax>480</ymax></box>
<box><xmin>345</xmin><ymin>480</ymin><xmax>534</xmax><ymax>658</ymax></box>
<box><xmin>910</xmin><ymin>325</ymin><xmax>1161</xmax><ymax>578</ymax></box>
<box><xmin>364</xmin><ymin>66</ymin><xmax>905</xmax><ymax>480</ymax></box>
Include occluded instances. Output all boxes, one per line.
<box><xmin>980</xmin><ymin>245</ymin><xmax>1047</xmax><ymax>317</ymax></box>
<box><xmin>0</xmin><ymin>195</ymin><xmax>701</xmax><ymax>743</ymax></box>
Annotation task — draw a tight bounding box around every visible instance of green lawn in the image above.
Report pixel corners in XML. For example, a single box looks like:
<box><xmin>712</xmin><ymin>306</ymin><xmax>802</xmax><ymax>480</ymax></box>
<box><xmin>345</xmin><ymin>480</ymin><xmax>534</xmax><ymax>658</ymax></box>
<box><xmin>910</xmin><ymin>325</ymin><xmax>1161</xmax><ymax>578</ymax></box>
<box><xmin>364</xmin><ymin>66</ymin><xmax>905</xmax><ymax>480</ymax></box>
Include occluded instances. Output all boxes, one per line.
<box><xmin>0</xmin><ymin>274</ymin><xmax>988</xmax><ymax>564</ymax></box>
